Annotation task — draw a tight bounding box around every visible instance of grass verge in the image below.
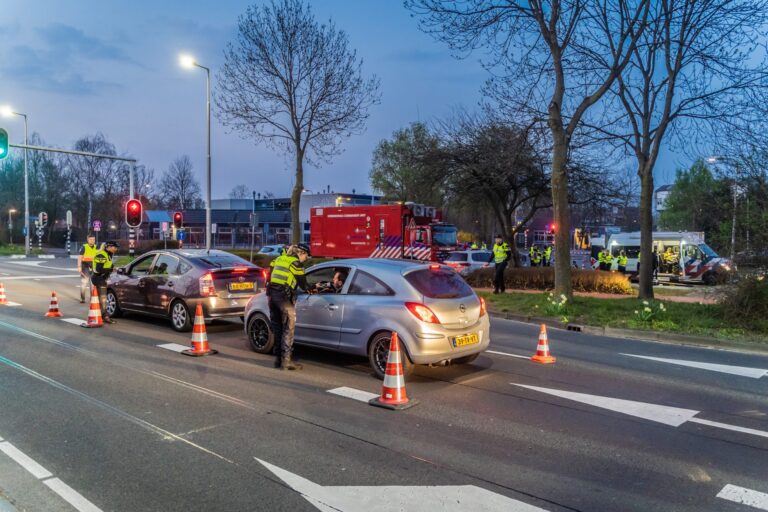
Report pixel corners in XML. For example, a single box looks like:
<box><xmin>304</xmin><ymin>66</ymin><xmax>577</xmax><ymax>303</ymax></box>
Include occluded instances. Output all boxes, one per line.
<box><xmin>0</xmin><ymin>244</ymin><xmax>41</xmax><ymax>256</ymax></box>
<box><xmin>480</xmin><ymin>291</ymin><xmax>768</xmax><ymax>343</ymax></box>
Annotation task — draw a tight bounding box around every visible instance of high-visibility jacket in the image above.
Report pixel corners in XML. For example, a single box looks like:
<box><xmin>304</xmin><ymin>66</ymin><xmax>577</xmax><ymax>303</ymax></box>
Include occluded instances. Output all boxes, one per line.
<box><xmin>481</xmin><ymin>243</ymin><xmax>487</xmax><ymax>250</ymax></box>
<box><xmin>93</xmin><ymin>250</ymin><xmax>114</xmax><ymax>276</ymax></box>
<box><xmin>471</xmin><ymin>243</ymin><xmax>478</xmax><ymax>250</ymax></box>
<box><xmin>531</xmin><ymin>251</ymin><xmax>542</xmax><ymax>264</ymax></box>
<box><xmin>597</xmin><ymin>251</ymin><xmax>606</xmax><ymax>264</ymax></box>
<box><xmin>544</xmin><ymin>247</ymin><xmax>552</xmax><ymax>261</ymax></box>
<box><xmin>604</xmin><ymin>252</ymin><xmax>614</xmax><ymax>264</ymax></box>
<box><xmin>269</xmin><ymin>254</ymin><xmax>305</xmax><ymax>290</ymax></box>
<box><xmin>493</xmin><ymin>243</ymin><xmax>510</xmax><ymax>264</ymax></box>
<box><xmin>617</xmin><ymin>255</ymin><xmax>628</xmax><ymax>266</ymax></box>
<box><xmin>81</xmin><ymin>243</ymin><xmax>98</xmax><ymax>263</ymax></box>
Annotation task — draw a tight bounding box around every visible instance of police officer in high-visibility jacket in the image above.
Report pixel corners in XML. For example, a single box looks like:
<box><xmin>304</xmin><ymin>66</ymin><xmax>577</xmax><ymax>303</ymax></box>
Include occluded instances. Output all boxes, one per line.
<box><xmin>91</xmin><ymin>241</ymin><xmax>119</xmax><ymax>324</ymax></box>
<box><xmin>492</xmin><ymin>234</ymin><xmax>511</xmax><ymax>294</ymax></box>
<box><xmin>268</xmin><ymin>244</ymin><xmax>310</xmax><ymax>370</ymax></box>
<box><xmin>77</xmin><ymin>234</ymin><xmax>98</xmax><ymax>303</ymax></box>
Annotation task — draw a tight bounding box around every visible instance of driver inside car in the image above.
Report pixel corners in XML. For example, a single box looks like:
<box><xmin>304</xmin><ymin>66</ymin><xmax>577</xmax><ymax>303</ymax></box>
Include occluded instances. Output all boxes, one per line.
<box><xmin>313</xmin><ymin>271</ymin><xmax>345</xmax><ymax>294</ymax></box>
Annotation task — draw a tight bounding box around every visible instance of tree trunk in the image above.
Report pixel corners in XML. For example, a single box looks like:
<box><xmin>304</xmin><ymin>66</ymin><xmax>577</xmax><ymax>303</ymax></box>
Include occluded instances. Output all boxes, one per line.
<box><xmin>551</xmin><ymin>140</ymin><xmax>572</xmax><ymax>298</ymax></box>
<box><xmin>638</xmin><ymin>165</ymin><xmax>655</xmax><ymax>300</ymax></box>
<box><xmin>291</xmin><ymin>147</ymin><xmax>304</xmax><ymax>245</ymax></box>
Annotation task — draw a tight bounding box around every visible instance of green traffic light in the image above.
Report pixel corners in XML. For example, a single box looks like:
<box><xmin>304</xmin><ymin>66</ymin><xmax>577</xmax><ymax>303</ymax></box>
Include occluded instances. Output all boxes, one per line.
<box><xmin>0</xmin><ymin>128</ymin><xmax>8</xmax><ymax>160</ymax></box>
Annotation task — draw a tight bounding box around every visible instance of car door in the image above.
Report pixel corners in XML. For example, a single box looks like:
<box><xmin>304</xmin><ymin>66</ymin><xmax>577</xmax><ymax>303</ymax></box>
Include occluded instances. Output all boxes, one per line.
<box><xmin>338</xmin><ymin>269</ymin><xmax>396</xmax><ymax>354</ymax></box>
<box><xmin>294</xmin><ymin>266</ymin><xmax>349</xmax><ymax>348</ymax></box>
<box><xmin>144</xmin><ymin>254</ymin><xmax>181</xmax><ymax>314</ymax></box>
<box><xmin>119</xmin><ymin>254</ymin><xmax>156</xmax><ymax>310</ymax></box>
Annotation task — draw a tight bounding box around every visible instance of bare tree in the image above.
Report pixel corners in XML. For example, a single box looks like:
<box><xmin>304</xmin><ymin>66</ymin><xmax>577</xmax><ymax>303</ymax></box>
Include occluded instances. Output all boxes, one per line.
<box><xmin>408</xmin><ymin>0</ymin><xmax>650</xmax><ymax>297</ymax></box>
<box><xmin>66</xmin><ymin>133</ymin><xmax>122</xmax><ymax>230</ymax></box>
<box><xmin>591</xmin><ymin>0</ymin><xmax>768</xmax><ymax>298</ymax></box>
<box><xmin>229</xmin><ymin>184</ymin><xmax>250</xmax><ymax>199</ymax></box>
<box><xmin>158</xmin><ymin>156</ymin><xmax>202</xmax><ymax>210</ymax></box>
<box><xmin>217</xmin><ymin>0</ymin><xmax>381</xmax><ymax>244</ymax></box>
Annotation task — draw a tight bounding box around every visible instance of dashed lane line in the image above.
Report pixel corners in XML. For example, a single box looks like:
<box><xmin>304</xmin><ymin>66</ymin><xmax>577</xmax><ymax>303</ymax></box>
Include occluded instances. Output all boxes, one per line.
<box><xmin>0</xmin><ymin>302</ymin><xmax>22</xmax><ymax>307</ymax></box>
<box><xmin>327</xmin><ymin>387</ymin><xmax>379</xmax><ymax>403</ymax></box>
<box><xmin>486</xmin><ymin>350</ymin><xmax>529</xmax><ymax>360</ymax></box>
<box><xmin>717</xmin><ymin>484</ymin><xmax>768</xmax><ymax>510</ymax></box>
<box><xmin>0</xmin><ymin>437</ymin><xmax>102</xmax><ymax>512</ymax></box>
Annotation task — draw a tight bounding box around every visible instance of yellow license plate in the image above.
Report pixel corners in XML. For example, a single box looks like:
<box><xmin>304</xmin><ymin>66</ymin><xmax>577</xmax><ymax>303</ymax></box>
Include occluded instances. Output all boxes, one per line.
<box><xmin>229</xmin><ymin>282</ymin><xmax>254</xmax><ymax>291</ymax></box>
<box><xmin>453</xmin><ymin>333</ymin><xmax>479</xmax><ymax>347</ymax></box>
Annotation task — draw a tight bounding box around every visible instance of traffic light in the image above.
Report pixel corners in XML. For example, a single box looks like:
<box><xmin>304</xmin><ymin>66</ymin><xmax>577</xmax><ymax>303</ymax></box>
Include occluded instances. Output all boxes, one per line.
<box><xmin>0</xmin><ymin>128</ymin><xmax>8</xmax><ymax>160</ymax></box>
<box><xmin>173</xmin><ymin>211</ymin><xmax>183</xmax><ymax>229</ymax></box>
<box><xmin>126</xmin><ymin>199</ymin><xmax>143</xmax><ymax>227</ymax></box>
<box><xmin>548</xmin><ymin>223</ymin><xmax>556</xmax><ymax>234</ymax></box>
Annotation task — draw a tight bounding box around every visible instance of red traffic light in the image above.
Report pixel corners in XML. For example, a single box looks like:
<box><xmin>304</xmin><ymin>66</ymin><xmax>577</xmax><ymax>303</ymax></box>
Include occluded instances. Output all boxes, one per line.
<box><xmin>173</xmin><ymin>211</ymin><xmax>183</xmax><ymax>229</ymax></box>
<box><xmin>125</xmin><ymin>199</ymin><xmax>143</xmax><ymax>228</ymax></box>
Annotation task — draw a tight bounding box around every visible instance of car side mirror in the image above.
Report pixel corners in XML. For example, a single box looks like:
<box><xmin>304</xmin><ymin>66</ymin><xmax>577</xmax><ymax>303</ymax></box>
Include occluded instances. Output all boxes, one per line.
<box><xmin>117</xmin><ymin>267</ymin><xmax>126</xmax><ymax>275</ymax></box>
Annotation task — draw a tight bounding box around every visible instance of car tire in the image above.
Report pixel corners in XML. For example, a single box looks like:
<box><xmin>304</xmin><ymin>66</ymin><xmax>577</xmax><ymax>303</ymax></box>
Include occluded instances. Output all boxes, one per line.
<box><xmin>246</xmin><ymin>313</ymin><xmax>274</xmax><ymax>354</ymax></box>
<box><xmin>170</xmin><ymin>300</ymin><xmax>193</xmax><ymax>332</ymax></box>
<box><xmin>452</xmin><ymin>353</ymin><xmax>479</xmax><ymax>365</ymax></box>
<box><xmin>702</xmin><ymin>272</ymin><xmax>718</xmax><ymax>286</ymax></box>
<box><xmin>105</xmin><ymin>289</ymin><xmax>122</xmax><ymax>318</ymax></box>
<box><xmin>368</xmin><ymin>331</ymin><xmax>414</xmax><ymax>380</ymax></box>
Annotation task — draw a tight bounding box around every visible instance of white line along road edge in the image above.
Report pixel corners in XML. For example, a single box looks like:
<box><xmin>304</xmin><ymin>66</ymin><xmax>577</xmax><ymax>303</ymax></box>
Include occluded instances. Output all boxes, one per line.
<box><xmin>622</xmin><ymin>354</ymin><xmax>768</xmax><ymax>379</ymax></box>
<box><xmin>717</xmin><ymin>484</ymin><xmax>768</xmax><ymax>511</ymax></box>
<box><xmin>0</xmin><ymin>436</ymin><xmax>103</xmax><ymax>512</ymax></box>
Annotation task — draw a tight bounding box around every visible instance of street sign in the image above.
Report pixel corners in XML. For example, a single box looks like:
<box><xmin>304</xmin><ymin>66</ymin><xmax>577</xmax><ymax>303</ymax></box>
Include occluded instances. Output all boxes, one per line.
<box><xmin>161</xmin><ymin>221</ymin><xmax>168</xmax><ymax>233</ymax></box>
<box><xmin>93</xmin><ymin>220</ymin><xmax>102</xmax><ymax>232</ymax></box>
<box><xmin>178</xmin><ymin>230</ymin><xmax>186</xmax><ymax>241</ymax></box>
<box><xmin>211</xmin><ymin>223</ymin><xmax>217</xmax><ymax>234</ymax></box>
<box><xmin>66</xmin><ymin>210</ymin><xmax>72</xmax><ymax>228</ymax></box>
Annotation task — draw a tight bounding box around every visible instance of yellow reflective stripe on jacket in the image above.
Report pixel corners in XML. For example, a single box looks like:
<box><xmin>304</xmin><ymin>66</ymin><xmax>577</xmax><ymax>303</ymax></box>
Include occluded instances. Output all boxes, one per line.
<box><xmin>82</xmin><ymin>244</ymin><xmax>98</xmax><ymax>262</ymax></box>
<box><xmin>269</xmin><ymin>254</ymin><xmax>304</xmax><ymax>289</ymax></box>
<box><xmin>93</xmin><ymin>250</ymin><xmax>113</xmax><ymax>270</ymax></box>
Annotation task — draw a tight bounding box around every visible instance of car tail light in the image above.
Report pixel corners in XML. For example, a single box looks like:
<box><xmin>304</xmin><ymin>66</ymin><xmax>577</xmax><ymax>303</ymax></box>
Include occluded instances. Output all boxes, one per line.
<box><xmin>233</xmin><ymin>266</ymin><xmax>249</xmax><ymax>273</ymax></box>
<box><xmin>261</xmin><ymin>269</ymin><xmax>269</xmax><ymax>281</ymax></box>
<box><xmin>429</xmin><ymin>264</ymin><xmax>440</xmax><ymax>270</ymax></box>
<box><xmin>405</xmin><ymin>302</ymin><xmax>440</xmax><ymax>324</ymax></box>
<box><xmin>479</xmin><ymin>297</ymin><xmax>487</xmax><ymax>317</ymax></box>
<box><xmin>199</xmin><ymin>272</ymin><xmax>216</xmax><ymax>296</ymax></box>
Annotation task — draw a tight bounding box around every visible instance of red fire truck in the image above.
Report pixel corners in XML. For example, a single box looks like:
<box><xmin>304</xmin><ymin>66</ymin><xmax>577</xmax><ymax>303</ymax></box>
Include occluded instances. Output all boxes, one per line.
<box><xmin>310</xmin><ymin>203</ymin><xmax>458</xmax><ymax>261</ymax></box>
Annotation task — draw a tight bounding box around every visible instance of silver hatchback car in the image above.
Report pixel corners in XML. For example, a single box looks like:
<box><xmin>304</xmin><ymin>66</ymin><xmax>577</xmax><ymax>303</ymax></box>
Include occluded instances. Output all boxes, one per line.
<box><xmin>243</xmin><ymin>259</ymin><xmax>491</xmax><ymax>378</ymax></box>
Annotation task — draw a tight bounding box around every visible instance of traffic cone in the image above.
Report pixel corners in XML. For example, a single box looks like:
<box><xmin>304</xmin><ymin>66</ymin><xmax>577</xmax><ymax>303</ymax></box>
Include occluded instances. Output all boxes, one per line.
<box><xmin>0</xmin><ymin>283</ymin><xmax>6</xmax><ymax>305</ymax></box>
<box><xmin>369</xmin><ymin>332</ymin><xmax>418</xmax><ymax>410</ymax></box>
<box><xmin>82</xmin><ymin>286</ymin><xmax>103</xmax><ymax>328</ymax></box>
<box><xmin>45</xmin><ymin>290</ymin><xmax>63</xmax><ymax>318</ymax></box>
<box><xmin>531</xmin><ymin>324</ymin><xmax>556</xmax><ymax>364</ymax></box>
<box><xmin>182</xmin><ymin>304</ymin><xmax>218</xmax><ymax>357</ymax></box>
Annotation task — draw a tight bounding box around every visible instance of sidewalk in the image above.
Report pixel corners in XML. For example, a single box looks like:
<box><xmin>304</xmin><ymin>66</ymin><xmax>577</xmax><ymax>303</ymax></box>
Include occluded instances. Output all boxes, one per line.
<box><xmin>474</xmin><ymin>287</ymin><xmax>718</xmax><ymax>304</ymax></box>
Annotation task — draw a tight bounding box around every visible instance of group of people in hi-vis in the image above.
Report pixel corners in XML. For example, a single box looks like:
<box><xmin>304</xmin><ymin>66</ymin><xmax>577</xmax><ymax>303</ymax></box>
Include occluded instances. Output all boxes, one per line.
<box><xmin>528</xmin><ymin>245</ymin><xmax>552</xmax><ymax>267</ymax></box>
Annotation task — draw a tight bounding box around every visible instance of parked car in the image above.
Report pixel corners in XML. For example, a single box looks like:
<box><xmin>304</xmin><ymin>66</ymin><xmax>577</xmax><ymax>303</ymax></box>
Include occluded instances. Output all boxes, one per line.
<box><xmin>244</xmin><ymin>258</ymin><xmax>490</xmax><ymax>378</ymax></box>
<box><xmin>257</xmin><ymin>245</ymin><xmax>285</xmax><ymax>256</ymax></box>
<box><xmin>443</xmin><ymin>250</ymin><xmax>494</xmax><ymax>276</ymax></box>
<box><xmin>106</xmin><ymin>249</ymin><xmax>266</xmax><ymax>332</ymax></box>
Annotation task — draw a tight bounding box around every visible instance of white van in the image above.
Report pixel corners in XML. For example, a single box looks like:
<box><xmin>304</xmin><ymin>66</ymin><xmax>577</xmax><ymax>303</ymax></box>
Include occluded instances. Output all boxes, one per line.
<box><xmin>592</xmin><ymin>231</ymin><xmax>732</xmax><ymax>285</ymax></box>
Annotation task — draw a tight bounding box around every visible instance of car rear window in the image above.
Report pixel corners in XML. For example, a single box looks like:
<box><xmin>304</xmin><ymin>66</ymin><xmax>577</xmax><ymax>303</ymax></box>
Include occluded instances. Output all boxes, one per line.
<box><xmin>445</xmin><ymin>253</ymin><xmax>469</xmax><ymax>262</ymax></box>
<box><xmin>471</xmin><ymin>251</ymin><xmax>493</xmax><ymax>263</ymax></box>
<box><xmin>196</xmin><ymin>254</ymin><xmax>251</xmax><ymax>268</ymax></box>
<box><xmin>404</xmin><ymin>268</ymin><xmax>474</xmax><ymax>299</ymax></box>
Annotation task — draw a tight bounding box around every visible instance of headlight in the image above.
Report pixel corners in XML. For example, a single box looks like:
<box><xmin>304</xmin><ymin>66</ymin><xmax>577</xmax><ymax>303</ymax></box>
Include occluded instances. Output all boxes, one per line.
<box><xmin>721</xmin><ymin>264</ymin><xmax>731</xmax><ymax>271</ymax></box>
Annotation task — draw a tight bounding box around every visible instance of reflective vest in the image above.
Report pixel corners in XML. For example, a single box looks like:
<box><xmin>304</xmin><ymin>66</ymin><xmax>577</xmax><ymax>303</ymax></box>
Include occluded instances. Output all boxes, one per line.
<box><xmin>269</xmin><ymin>254</ymin><xmax>305</xmax><ymax>289</ymax></box>
<box><xmin>93</xmin><ymin>250</ymin><xmax>113</xmax><ymax>275</ymax></box>
<box><xmin>481</xmin><ymin>243</ymin><xmax>487</xmax><ymax>250</ymax></box>
<box><xmin>618</xmin><ymin>255</ymin><xmax>628</xmax><ymax>266</ymax></box>
<box><xmin>544</xmin><ymin>247</ymin><xmax>552</xmax><ymax>260</ymax></box>
<box><xmin>604</xmin><ymin>252</ymin><xmax>614</xmax><ymax>264</ymax></box>
<box><xmin>471</xmin><ymin>243</ymin><xmax>478</xmax><ymax>250</ymax></box>
<box><xmin>81</xmin><ymin>244</ymin><xmax>98</xmax><ymax>262</ymax></box>
<box><xmin>532</xmin><ymin>251</ymin><xmax>541</xmax><ymax>264</ymax></box>
<box><xmin>597</xmin><ymin>251</ymin><xmax>606</xmax><ymax>264</ymax></box>
<box><xmin>493</xmin><ymin>243</ymin><xmax>509</xmax><ymax>264</ymax></box>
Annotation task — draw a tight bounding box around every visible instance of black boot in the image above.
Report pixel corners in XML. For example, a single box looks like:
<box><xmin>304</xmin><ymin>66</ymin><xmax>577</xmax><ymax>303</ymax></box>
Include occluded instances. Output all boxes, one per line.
<box><xmin>281</xmin><ymin>357</ymin><xmax>303</xmax><ymax>371</ymax></box>
<box><xmin>273</xmin><ymin>357</ymin><xmax>282</xmax><ymax>368</ymax></box>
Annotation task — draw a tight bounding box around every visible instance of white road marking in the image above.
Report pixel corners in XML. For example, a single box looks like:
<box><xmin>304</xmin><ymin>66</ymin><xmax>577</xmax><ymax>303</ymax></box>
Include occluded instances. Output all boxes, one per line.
<box><xmin>487</xmin><ymin>350</ymin><xmax>529</xmax><ymax>360</ymax></box>
<box><xmin>327</xmin><ymin>387</ymin><xmax>379</xmax><ymax>403</ymax></box>
<box><xmin>157</xmin><ymin>343</ymin><xmax>190</xmax><ymax>353</ymax></box>
<box><xmin>1</xmin><ymin>275</ymin><xmax>78</xmax><ymax>280</ymax></box>
<box><xmin>513</xmin><ymin>384</ymin><xmax>768</xmax><ymax>439</ymax></box>
<box><xmin>1</xmin><ymin>302</ymin><xmax>22</xmax><ymax>307</ymax></box>
<box><xmin>623</xmin><ymin>354</ymin><xmax>768</xmax><ymax>379</ymax></box>
<box><xmin>256</xmin><ymin>458</ymin><xmax>549</xmax><ymax>511</ymax></box>
<box><xmin>43</xmin><ymin>478</ymin><xmax>103</xmax><ymax>512</ymax></box>
<box><xmin>61</xmin><ymin>318</ymin><xmax>86</xmax><ymax>327</ymax></box>
<box><xmin>0</xmin><ymin>441</ymin><xmax>53</xmax><ymax>479</ymax></box>
<box><xmin>717</xmin><ymin>484</ymin><xmax>768</xmax><ymax>510</ymax></box>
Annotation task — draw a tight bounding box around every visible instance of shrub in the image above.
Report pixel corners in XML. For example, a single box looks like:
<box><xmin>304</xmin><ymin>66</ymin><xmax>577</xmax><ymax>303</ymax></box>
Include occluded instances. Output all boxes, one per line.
<box><xmin>464</xmin><ymin>267</ymin><xmax>633</xmax><ymax>295</ymax></box>
<box><xmin>718</xmin><ymin>275</ymin><xmax>768</xmax><ymax>333</ymax></box>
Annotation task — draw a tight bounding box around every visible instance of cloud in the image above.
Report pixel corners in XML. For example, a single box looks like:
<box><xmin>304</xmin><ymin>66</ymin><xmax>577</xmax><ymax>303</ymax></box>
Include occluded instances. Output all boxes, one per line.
<box><xmin>36</xmin><ymin>23</ymin><xmax>135</xmax><ymax>63</ymax></box>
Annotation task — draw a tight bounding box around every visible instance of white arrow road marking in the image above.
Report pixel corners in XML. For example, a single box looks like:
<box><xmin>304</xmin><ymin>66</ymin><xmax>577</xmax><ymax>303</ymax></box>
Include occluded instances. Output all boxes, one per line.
<box><xmin>623</xmin><ymin>354</ymin><xmax>768</xmax><ymax>379</ymax></box>
<box><xmin>61</xmin><ymin>318</ymin><xmax>86</xmax><ymax>326</ymax></box>
<box><xmin>1</xmin><ymin>301</ymin><xmax>22</xmax><ymax>307</ymax></box>
<box><xmin>157</xmin><ymin>343</ymin><xmax>190</xmax><ymax>353</ymax></box>
<box><xmin>256</xmin><ymin>458</ymin><xmax>548</xmax><ymax>512</ymax></box>
<box><xmin>512</xmin><ymin>384</ymin><xmax>768</xmax><ymax>439</ymax></box>
<box><xmin>717</xmin><ymin>484</ymin><xmax>768</xmax><ymax>510</ymax></box>
<box><xmin>327</xmin><ymin>387</ymin><xmax>379</xmax><ymax>403</ymax></box>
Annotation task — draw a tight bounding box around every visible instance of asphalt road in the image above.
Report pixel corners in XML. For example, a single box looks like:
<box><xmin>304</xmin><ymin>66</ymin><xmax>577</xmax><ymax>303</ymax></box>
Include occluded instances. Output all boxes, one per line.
<box><xmin>0</xmin><ymin>257</ymin><xmax>766</xmax><ymax>512</ymax></box>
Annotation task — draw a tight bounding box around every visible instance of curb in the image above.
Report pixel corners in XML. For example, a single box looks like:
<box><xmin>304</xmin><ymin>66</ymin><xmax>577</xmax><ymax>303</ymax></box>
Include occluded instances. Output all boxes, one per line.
<box><xmin>490</xmin><ymin>312</ymin><xmax>768</xmax><ymax>355</ymax></box>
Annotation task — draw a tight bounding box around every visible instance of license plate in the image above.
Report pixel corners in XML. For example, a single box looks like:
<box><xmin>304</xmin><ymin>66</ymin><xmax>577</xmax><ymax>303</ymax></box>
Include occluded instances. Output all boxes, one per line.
<box><xmin>229</xmin><ymin>282</ymin><xmax>254</xmax><ymax>292</ymax></box>
<box><xmin>452</xmin><ymin>333</ymin><xmax>479</xmax><ymax>347</ymax></box>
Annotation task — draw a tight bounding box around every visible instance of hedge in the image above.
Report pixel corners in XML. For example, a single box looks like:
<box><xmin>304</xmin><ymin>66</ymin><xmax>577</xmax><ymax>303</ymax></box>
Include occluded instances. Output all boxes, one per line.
<box><xmin>464</xmin><ymin>267</ymin><xmax>633</xmax><ymax>295</ymax></box>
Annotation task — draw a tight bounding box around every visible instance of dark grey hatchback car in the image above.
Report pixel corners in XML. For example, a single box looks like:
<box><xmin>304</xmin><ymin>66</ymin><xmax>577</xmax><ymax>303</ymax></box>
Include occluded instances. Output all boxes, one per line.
<box><xmin>105</xmin><ymin>249</ymin><xmax>265</xmax><ymax>331</ymax></box>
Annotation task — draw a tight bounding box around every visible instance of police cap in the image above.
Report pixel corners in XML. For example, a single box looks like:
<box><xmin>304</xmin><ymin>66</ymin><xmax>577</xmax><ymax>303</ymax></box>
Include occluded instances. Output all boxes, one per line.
<box><xmin>104</xmin><ymin>240</ymin><xmax>120</xmax><ymax>248</ymax></box>
<box><xmin>296</xmin><ymin>243</ymin><xmax>311</xmax><ymax>256</ymax></box>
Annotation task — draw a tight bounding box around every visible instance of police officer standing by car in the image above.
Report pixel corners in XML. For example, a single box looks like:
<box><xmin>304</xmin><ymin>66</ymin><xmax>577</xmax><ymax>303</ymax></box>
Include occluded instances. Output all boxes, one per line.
<box><xmin>492</xmin><ymin>234</ymin><xmax>511</xmax><ymax>294</ymax></box>
<box><xmin>77</xmin><ymin>234</ymin><xmax>98</xmax><ymax>303</ymax></box>
<box><xmin>268</xmin><ymin>244</ymin><xmax>311</xmax><ymax>370</ymax></box>
<box><xmin>91</xmin><ymin>241</ymin><xmax>119</xmax><ymax>324</ymax></box>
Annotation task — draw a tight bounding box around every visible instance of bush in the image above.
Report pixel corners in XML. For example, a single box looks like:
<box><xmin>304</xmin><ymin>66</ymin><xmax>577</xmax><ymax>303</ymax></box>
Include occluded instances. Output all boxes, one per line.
<box><xmin>718</xmin><ymin>275</ymin><xmax>768</xmax><ymax>333</ymax></box>
<box><xmin>464</xmin><ymin>267</ymin><xmax>633</xmax><ymax>294</ymax></box>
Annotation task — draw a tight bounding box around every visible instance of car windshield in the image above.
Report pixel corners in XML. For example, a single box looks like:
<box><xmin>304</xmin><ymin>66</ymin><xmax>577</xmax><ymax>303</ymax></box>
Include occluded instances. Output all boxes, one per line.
<box><xmin>699</xmin><ymin>243</ymin><xmax>719</xmax><ymax>259</ymax></box>
<box><xmin>432</xmin><ymin>225</ymin><xmax>457</xmax><ymax>247</ymax></box>
<box><xmin>471</xmin><ymin>251</ymin><xmax>493</xmax><ymax>263</ymax></box>
<box><xmin>197</xmin><ymin>254</ymin><xmax>251</xmax><ymax>268</ymax></box>
<box><xmin>445</xmin><ymin>253</ymin><xmax>468</xmax><ymax>262</ymax></box>
<box><xmin>405</xmin><ymin>268</ymin><xmax>474</xmax><ymax>299</ymax></box>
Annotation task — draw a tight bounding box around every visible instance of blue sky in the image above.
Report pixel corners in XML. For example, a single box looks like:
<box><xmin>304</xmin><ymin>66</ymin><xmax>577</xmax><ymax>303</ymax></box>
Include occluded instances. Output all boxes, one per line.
<box><xmin>0</xmin><ymin>0</ymin><xmax>680</xmax><ymax>200</ymax></box>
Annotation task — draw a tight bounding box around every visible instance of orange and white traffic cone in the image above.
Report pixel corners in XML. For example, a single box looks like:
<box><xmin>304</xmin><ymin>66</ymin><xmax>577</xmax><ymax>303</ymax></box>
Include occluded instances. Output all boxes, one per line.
<box><xmin>82</xmin><ymin>286</ymin><xmax>103</xmax><ymax>328</ymax></box>
<box><xmin>182</xmin><ymin>304</ymin><xmax>218</xmax><ymax>357</ymax></box>
<box><xmin>531</xmin><ymin>324</ymin><xmax>556</xmax><ymax>364</ymax></box>
<box><xmin>45</xmin><ymin>290</ymin><xmax>63</xmax><ymax>318</ymax></box>
<box><xmin>369</xmin><ymin>332</ymin><xmax>418</xmax><ymax>410</ymax></box>
<box><xmin>0</xmin><ymin>283</ymin><xmax>7</xmax><ymax>305</ymax></box>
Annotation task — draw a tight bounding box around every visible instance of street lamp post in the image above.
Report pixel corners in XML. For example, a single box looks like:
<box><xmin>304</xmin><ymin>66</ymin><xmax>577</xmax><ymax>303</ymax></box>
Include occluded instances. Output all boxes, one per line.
<box><xmin>180</xmin><ymin>54</ymin><xmax>212</xmax><ymax>252</ymax></box>
<box><xmin>0</xmin><ymin>107</ymin><xmax>29</xmax><ymax>256</ymax></box>
<box><xmin>7</xmin><ymin>209</ymin><xmax>16</xmax><ymax>244</ymax></box>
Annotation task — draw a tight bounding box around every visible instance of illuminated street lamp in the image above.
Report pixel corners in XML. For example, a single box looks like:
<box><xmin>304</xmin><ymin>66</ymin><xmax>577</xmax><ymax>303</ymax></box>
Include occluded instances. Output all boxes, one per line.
<box><xmin>0</xmin><ymin>106</ymin><xmax>29</xmax><ymax>255</ymax></box>
<box><xmin>7</xmin><ymin>208</ymin><xmax>16</xmax><ymax>244</ymax></box>
<box><xmin>179</xmin><ymin>54</ymin><xmax>212</xmax><ymax>251</ymax></box>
